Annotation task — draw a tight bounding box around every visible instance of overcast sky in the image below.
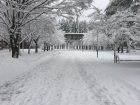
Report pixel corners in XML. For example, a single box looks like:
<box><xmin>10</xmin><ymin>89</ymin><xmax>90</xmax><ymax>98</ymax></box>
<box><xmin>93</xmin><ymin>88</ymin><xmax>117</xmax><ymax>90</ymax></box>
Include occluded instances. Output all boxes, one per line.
<box><xmin>93</xmin><ymin>0</ymin><xmax>110</xmax><ymax>10</ymax></box>
<box><xmin>80</xmin><ymin>0</ymin><xmax>110</xmax><ymax>20</ymax></box>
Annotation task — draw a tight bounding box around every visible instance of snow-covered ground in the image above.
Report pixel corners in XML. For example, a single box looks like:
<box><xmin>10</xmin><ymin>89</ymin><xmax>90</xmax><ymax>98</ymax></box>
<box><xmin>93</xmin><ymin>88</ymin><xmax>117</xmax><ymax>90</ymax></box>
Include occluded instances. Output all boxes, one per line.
<box><xmin>0</xmin><ymin>49</ymin><xmax>140</xmax><ymax>105</ymax></box>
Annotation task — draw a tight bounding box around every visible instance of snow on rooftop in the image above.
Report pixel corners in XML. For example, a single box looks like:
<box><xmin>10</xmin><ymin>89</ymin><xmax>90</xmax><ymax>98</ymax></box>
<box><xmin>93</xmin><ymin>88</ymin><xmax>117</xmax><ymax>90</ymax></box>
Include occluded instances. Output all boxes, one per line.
<box><xmin>65</xmin><ymin>33</ymin><xmax>86</xmax><ymax>34</ymax></box>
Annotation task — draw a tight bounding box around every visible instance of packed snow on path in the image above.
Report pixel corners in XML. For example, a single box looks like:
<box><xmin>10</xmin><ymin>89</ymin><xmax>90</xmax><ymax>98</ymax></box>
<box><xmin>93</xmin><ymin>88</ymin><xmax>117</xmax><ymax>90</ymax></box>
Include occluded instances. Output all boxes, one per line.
<box><xmin>0</xmin><ymin>49</ymin><xmax>140</xmax><ymax>105</ymax></box>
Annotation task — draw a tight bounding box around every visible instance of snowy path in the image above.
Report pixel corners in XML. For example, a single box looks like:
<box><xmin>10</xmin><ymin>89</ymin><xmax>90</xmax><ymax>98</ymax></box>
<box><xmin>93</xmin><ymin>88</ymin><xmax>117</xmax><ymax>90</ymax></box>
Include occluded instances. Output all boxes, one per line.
<box><xmin>0</xmin><ymin>51</ymin><xmax>140</xmax><ymax>105</ymax></box>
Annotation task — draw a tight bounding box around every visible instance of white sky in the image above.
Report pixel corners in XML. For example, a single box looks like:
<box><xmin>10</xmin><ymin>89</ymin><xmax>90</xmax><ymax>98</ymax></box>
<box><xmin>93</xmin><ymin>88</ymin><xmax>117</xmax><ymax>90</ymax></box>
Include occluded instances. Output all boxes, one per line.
<box><xmin>92</xmin><ymin>0</ymin><xmax>110</xmax><ymax>10</ymax></box>
<box><xmin>80</xmin><ymin>0</ymin><xmax>110</xmax><ymax>20</ymax></box>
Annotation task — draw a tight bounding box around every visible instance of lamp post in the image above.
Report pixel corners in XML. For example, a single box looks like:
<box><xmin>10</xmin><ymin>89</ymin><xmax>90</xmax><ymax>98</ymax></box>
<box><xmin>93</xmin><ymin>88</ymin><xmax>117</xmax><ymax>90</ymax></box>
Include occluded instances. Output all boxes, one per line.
<box><xmin>82</xmin><ymin>38</ymin><xmax>83</xmax><ymax>52</ymax></box>
<box><xmin>1</xmin><ymin>39</ymin><xmax>3</xmax><ymax>50</ymax></box>
<box><xmin>97</xmin><ymin>32</ymin><xmax>98</xmax><ymax>58</ymax></box>
<box><xmin>114</xmin><ymin>42</ymin><xmax>117</xmax><ymax>63</ymax></box>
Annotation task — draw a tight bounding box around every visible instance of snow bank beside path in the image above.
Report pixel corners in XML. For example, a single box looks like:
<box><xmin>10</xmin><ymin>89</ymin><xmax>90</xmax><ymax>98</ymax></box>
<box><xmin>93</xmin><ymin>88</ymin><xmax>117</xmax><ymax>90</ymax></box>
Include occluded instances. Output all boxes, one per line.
<box><xmin>77</xmin><ymin>50</ymin><xmax>140</xmax><ymax>91</ymax></box>
<box><xmin>77</xmin><ymin>50</ymin><xmax>140</xmax><ymax>61</ymax></box>
<box><xmin>0</xmin><ymin>49</ymin><xmax>54</xmax><ymax>85</ymax></box>
<box><xmin>118</xmin><ymin>50</ymin><xmax>140</xmax><ymax>60</ymax></box>
<box><xmin>95</xmin><ymin>61</ymin><xmax>140</xmax><ymax>90</ymax></box>
<box><xmin>74</xmin><ymin>52</ymin><xmax>140</xmax><ymax>105</ymax></box>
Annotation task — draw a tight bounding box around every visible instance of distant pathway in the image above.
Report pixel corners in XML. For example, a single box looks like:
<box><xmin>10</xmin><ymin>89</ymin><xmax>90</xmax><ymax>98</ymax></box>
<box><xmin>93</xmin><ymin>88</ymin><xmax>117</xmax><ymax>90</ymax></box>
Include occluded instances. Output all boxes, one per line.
<box><xmin>0</xmin><ymin>51</ymin><xmax>139</xmax><ymax>105</ymax></box>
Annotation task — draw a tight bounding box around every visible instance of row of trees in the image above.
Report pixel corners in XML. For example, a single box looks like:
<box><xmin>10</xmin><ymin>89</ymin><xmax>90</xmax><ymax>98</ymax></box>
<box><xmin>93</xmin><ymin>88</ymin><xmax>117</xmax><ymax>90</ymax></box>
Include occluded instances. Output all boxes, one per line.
<box><xmin>0</xmin><ymin>0</ymin><xmax>93</xmax><ymax>58</ymax></box>
<box><xmin>83</xmin><ymin>1</ymin><xmax>140</xmax><ymax>52</ymax></box>
<box><xmin>20</xmin><ymin>16</ymin><xmax>65</xmax><ymax>54</ymax></box>
<box><xmin>59</xmin><ymin>19</ymin><xmax>88</xmax><ymax>33</ymax></box>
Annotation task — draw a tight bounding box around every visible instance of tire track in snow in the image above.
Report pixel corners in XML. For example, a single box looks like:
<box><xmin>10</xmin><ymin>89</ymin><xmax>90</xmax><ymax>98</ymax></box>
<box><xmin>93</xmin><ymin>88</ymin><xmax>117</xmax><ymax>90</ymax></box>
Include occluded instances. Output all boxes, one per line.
<box><xmin>74</xmin><ymin>54</ymin><xmax>113</xmax><ymax>105</ymax></box>
<box><xmin>0</xmin><ymin>52</ymin><xmax>65</xmax><ymax>105</ymax></box>
<box><xmin>0</xmin><ymin>51</ymin><xmax>139</xmax><ymax>105</ymax></box>
<box><xmin>59</xmin><ymin>52</ymin><xmax>97</xmax><ymax>105</ymax></box>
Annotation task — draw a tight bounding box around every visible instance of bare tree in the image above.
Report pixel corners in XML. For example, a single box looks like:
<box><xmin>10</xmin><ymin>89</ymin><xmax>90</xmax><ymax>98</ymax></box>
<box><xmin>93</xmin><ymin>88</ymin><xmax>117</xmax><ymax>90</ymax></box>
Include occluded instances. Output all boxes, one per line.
<box><xmin>0</xmin><ymin>0</ymin><xmax>93</xmax><ymax>58</ymax></box>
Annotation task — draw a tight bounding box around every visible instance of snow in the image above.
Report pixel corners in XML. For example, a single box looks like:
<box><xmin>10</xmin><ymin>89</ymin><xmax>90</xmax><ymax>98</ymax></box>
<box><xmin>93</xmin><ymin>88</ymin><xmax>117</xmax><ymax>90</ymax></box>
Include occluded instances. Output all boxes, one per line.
<box><xmin>0</xmin><ymin>49</ymin><xmax>54</xmax><ymax>85</ymax></box>
<box><xmin>65</xmin><ymin>33</ymin><xmax>86</xmax><ymax>35</ymax></box>
<box><xmin>77</xmin><ymin>50</ymin><xmax>140</xmax><ymax>89</ymax></box>
<box><xmin>0</xmin><ymin>49</ymin><xmax>140</xmax><ymax>105</ymax></box>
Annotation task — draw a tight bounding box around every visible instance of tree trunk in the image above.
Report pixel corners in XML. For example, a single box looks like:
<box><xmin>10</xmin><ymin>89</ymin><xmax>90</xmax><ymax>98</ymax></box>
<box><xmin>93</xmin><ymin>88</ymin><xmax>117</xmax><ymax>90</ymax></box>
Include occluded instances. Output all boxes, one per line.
<box><xmin>10</xmin><ymin>25</ymin><xmax>21</xmax><ymax>58</ymax></box>
<box><xmin>121</xmin><ymin>47</ymin><xmax>123</xmax><ymax>53</ymax></box>
<box><xmin>127</xmin><ymin>38</ymin><xmax>130</xmax><ymax>53</ymax></box>
<box><xmin>35</xmin><ymin>44</ymin><xmax>38</xmax><ymax>53</ymax></box>
<box><xmin>28</xmin><ymin>47</ymin><xmax>31</xmax><ymax>54</ymax></box>
<box><xmin>44</xmin><ymin>42</ymin><xmax>46</xmax><ymax>52</ymax></box>
<box><xmin>28</xmin><ymin>42</ymin><xmax>31</xmax><ymax>54</ymax></box>
<box><xmin>28</xmin><ymin>39</ymin><xmax>32</xmax><ymax>54</ymax></box>
<box><xmin>118</xmin><ymin>47</ymin><xmax>120</xmax><ymax>53</ymax></box>
<box><xmin>34</xmin><ymin>38</ymin><xmax>39</xmax><ymax>53</ymax></box>
<box><xmin>22</xmin><ymin>41</ymin><xmax>24</xmax><ymax>52</ymax></box>
<box><xmin>10</xmin><ymin>35</ymin><xmax>19</xmax><ymax>58</ymax></box>
<box><xmin>47</xmin><ymin>46</ymin><xmax>48</xmax><ymax>51</ymax></box>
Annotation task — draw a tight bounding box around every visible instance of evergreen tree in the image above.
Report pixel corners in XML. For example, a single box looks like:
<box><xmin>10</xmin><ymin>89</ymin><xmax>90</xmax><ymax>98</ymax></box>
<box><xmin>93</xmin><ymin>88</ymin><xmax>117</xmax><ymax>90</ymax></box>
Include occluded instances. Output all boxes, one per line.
<box><xmin>84</xmin><ymin>21</ymin><xmax>88</xmax><ymax>33</ymax></box>
<box><xmin>105</xmin><ymin>0</ymin><xmax>133</xmax><ymax>16</ymax></box>
<box><xmin>72</xmin><ymin>21</ymin><xmax>77</xmax><ymax>33</ymax></box>
<box><xmin>59</xmin><ymin>19</ymin><xmax>88</xmax><ymax>33</ymax></box>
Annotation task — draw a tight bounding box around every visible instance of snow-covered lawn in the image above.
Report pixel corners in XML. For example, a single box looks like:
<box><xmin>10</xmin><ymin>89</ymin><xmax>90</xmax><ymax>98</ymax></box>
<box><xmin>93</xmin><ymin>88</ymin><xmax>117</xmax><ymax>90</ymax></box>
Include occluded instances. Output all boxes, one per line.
<box><xmin>0</xmin><ymin>49</ymin><xmax>140</xmax><ymax>105</ymax></box>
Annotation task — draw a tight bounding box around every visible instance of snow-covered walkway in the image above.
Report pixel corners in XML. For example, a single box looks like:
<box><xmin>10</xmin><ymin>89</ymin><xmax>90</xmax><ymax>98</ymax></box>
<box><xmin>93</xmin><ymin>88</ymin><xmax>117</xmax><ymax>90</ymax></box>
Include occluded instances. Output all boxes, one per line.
<box><xmin>0</xmin><ymin>50</ymin><xmax>140</xmax><ymax>105</ymax></box>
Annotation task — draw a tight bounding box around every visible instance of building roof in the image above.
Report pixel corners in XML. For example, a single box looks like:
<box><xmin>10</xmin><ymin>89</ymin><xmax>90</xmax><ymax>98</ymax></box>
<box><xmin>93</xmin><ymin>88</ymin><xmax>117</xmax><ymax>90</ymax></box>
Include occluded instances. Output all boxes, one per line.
<box><xmin>65</xmin><ymin>33</ymin><xmax>85</xmax><ymax>36</ymax></box>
